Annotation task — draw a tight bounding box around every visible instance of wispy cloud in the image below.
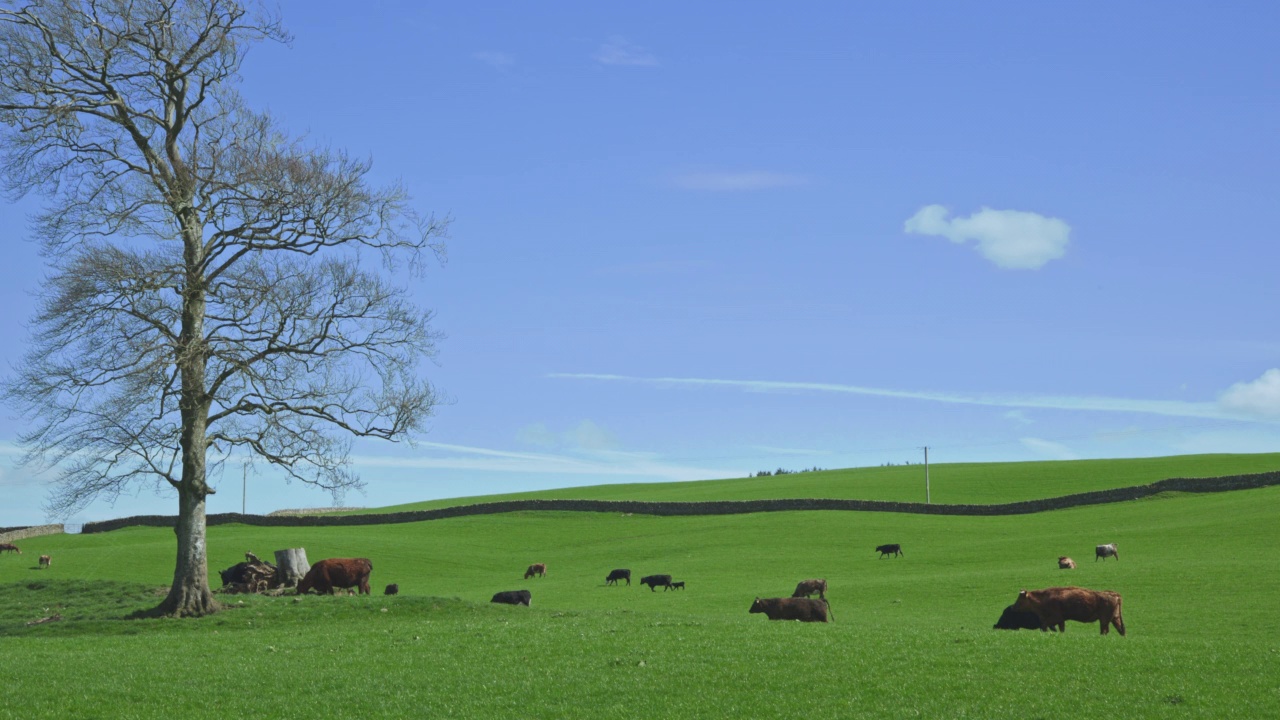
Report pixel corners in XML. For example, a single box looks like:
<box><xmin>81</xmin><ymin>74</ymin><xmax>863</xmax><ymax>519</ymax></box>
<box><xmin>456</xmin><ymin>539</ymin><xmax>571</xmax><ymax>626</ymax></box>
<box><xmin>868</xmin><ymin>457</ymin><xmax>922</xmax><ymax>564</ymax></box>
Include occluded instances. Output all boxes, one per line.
<box><xmin>516</xmin><ymin>420</ymin><xmax>618</xmax><ymax>451</ymax></box>
<box><xmin>595</xmin><ymin>37</ymin><xmax>658</xmax><ymax>66</ymax></box>
<box><xmin>904</xmin><ymin>205</ymin><xmax>1071</xmax><ymax>270</ymax></box>
<box><xmin>549</xmin><ymin>373</ymin><xmax>1265</xmax><ymax>422</ymax></box>
<box><xmin>351</xmin><ymin>440</ymin><xmax>735</xmax><ymax>482</ymax></box>
<box><xmin>1020</xmin><ymin>437</ymin><xmax>1079</xmax><ymax>460</ymax></box>
<box><xmin>672</xmin><ymin>171</ymin><xmax>807</xmax><ymax>191</ymax></box>
<box><xmin>473</xmin><ymin>51</ymin><xmax>515</xmax><ymax>70</ymax></box>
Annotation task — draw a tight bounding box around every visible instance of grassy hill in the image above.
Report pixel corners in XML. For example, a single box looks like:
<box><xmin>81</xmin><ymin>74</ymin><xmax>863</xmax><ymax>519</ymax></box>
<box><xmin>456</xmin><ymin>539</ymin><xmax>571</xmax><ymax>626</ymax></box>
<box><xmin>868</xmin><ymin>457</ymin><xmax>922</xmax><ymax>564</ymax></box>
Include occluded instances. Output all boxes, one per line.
<box><xmin>2</xmin><ymin>454</ymin><xmax>1278</xmax><ymax>718</ymax></box>
<box><xmin>345</xmin><ymin>452</ymin><xmax>1280</xmax><ymax>514</ymax></box>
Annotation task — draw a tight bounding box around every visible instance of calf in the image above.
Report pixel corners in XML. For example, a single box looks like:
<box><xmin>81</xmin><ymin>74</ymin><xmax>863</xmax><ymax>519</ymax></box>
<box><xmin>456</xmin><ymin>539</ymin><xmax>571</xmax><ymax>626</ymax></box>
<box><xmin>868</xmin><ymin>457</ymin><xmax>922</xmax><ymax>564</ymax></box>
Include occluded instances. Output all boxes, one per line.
<box><xmin>1012</xmin><ymin>586</ymin><xmax>1126</xmax><ymax>636</ymax></box>
<box><xmin>384</xmin><ymin>584</ymin><xmax>399</xmax><ymax>595</ymax></box>
<box><xmin>1095</xmin><ymin>543</ymin><xmax>1119</xmax><ymax>562</ymax></box>
<box><xmin>669</xmin><ymin>581</ymin><xmax>685</xmax><ymax>590</ymax></box>
<box><xmin>1058</xmin><ymin>556</ymin><xmax>1076</xmax><ymax>570</ymax></box>
<box><xmin>605</xmin><ymin>568</ymin><xmax>631</xmax><ymax>586</ymax></box>
<box><xmin>875</xmin><ymin>543</ymin><xmax>903</xmax><ymax>558</ymax></box>
<box><xmin>38</xmin><ymin>554</ymin><xmax>51</xmax><ymax>569</ymax></box>
<box><xmin>524</xmin><ymin>563</ymin><xmax>547</xmax><ymax>579</ymax></box>
<box><xmin>639</xmin><ymin>574</ymin><xmax>673</xmax><ymax>592</ymax></box>
<box><xmin>749</xmin><ymin>597</ymin><xmax>831</xmax><ymax>623</ymax></box>
<box><xmin>992</xmin><ymin>604</ymin><xmax>1046</xmax><ymax>631</ymax></box>
<box><xmin>491</xmin><ymin>590</ymin><xmax>532</xmax><ymax>606</ymax></box>
<box><xmin>792</xmin><ymin>578</ymin><xmax>827</xmax><ymax>599</ymax></box>
<box><xmin>0</xmin><ymin>543</ymin><xmax>20</xmax><ymax>554</ymax></box>
<box><xmin>219</xmin><ymin>561</ymin><xmax>253</xmax><ymax>587</ymax></box>
<box><xmin>297</xmin><ymin>558</ymin><xmax>373</xmax><ymax>595</ymax></box>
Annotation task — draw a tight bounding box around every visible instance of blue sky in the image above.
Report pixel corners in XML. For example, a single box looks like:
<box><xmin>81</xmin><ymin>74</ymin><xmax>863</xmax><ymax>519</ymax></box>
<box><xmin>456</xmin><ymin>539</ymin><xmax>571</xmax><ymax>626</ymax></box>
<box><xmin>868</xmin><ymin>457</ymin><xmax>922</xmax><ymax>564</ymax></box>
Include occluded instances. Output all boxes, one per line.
<box><xmin>2</xmin><ymin>2</ymin><xmax>1278</xmax><ymax>525</ymax></box>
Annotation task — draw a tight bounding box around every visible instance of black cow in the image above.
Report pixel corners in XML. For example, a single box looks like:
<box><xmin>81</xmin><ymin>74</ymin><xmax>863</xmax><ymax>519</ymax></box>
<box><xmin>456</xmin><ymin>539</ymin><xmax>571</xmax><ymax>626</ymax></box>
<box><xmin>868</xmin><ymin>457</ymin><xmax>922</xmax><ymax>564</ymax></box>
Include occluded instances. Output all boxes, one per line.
<box><xmin>218</xmin><ymin>561</ymin><xmax>253</xmax><ymax>587</ymax></box>
<box><xmin>875</xmin><ymin>543</ymin><xmax>903</xmax><ymax>558</ymax></box>
<box><xmin>639</xmin><ymin>574</ymin><xmax>673</xmax><ymax>592</ymax></box>
<box><xmin>670</xmin><ymin>581</ymin><xmax>685</xmax><ymax>590</ymax></box>
<box><xmin>605</xmin><ymin>569</ymin><xmax>631</xmax><ymax>586</ymax></box>
<box><xmin>384</xmin><ymin>584</ymin><xmax>399</xmax><ymax>595</ymax></box>
<box><xmin>993</xmin><ymin>604</ymin><xmax>1050</xmax><ymax>631</ymax></box>
<box><xmin>491</xmin><ymin>590</ymin><xmax>531</xmax><ymax>606</ymax></box>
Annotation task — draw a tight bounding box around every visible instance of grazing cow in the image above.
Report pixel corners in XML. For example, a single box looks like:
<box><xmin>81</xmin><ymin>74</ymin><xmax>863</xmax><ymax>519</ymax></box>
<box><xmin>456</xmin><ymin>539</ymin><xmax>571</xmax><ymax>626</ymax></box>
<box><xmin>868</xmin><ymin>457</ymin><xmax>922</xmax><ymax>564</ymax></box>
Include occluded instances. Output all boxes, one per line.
<box><xmin>875</xmin><ymin>544</ymin><xmax>903</xmax><ymax>558</ymax></box>
<box><xmin>491</xmin><ymin>590</ymin><xmax>532</xmax><ymax>606</ymax></box>
<box><xmin>791</xmin><ymin>578</ymin><xmax>827</xmax><ymax>599</ymax></box>
<box><xmin>38</xmin><ymin>555</ymin><xmax>51</xmax><ymax>569</ymax></box>
<box><xmin>670</xmin><ymin>581</ymin><xmax>685</xmax><ymax>590</ymax></box>
<box><xmin>993</xmin><ymin>604</ymin><xmax>1048</xmax><ymax>631</ymax></box>
<box><xmin>1011</xmin><ymin>586</ymin><xmax>1126</xmax><ymax>636</ymax></box>
<box><xmin>297</xmin><ymin>558</ymin><xmax>373</xmax><ymax>595</ymax></box>
<box><xmin>384</xmin><ymin>584</ymin><xmax>399</xmax><ymax>595</ymax></box>
<box><xmin>524</xmin><ymin>563</ymin><xmax>547</xmax><ymax>579</ymax></box>
<box><xmin>605</xmin><ymin>568</ymin><xmax>631</xmax><ymax>586</ymax></box>
<box><xmin>1095</xmin><ymin>543</ymin><xmax>1119</xmax><ymax>562</ymax></box>
<box><xmin>0</xmin><ymin>543</ymin><xmax>21</xmax><ymax>554</ymax></box>
<box><xmin>639</xmin><ymin>574</ymin><xmax>673</xmax><ymax>592</ymax></box>
<box><xmin>1058</xmin><ymin>556</ymin><xmax>1076</xmax><ymax>570</ymax></box>
<box><xmin>749</xmin><ymin>597</ymin><xmax>831</xmax><ymax>623</ymax></box>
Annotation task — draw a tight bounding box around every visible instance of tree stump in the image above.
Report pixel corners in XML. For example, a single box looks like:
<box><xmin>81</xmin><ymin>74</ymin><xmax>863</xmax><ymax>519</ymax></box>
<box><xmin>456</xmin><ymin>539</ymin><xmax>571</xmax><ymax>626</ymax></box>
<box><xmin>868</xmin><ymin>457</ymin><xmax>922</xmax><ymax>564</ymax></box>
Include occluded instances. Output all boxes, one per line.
<box><xmin>274</xmin><ymin>548</ymin><xmax>310</xmax><ymax>587</ymax></box>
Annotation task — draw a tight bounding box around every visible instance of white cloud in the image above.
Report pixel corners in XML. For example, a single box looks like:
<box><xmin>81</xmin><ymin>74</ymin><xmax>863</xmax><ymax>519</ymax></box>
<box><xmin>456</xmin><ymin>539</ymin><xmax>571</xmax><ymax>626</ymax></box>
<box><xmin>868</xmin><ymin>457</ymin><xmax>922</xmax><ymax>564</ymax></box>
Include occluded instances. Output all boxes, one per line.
<box><xmin>1004</xmin><ymin>410</ymin><xmax>1034</xmax><ymax>425</ymax></box>
<box><xmin>516</xmin><ymin>420</ymin><xmax>618</xmax><ymax>451</ymax></box>
<box><xmin>595</xmin><ymin>37</ymin><xmax>658</xmax><ymax>66</ymax></box>
<box><xmin>904</xmin><ymin>205</ymin><xmax>1071</xmax><ymax>269</ymax></box>
<box><xmin>672</xmin><ymin>171</ymin><xmax>807</xmax><ymax>191</ymax></box>
<box><xmin>1218</xmin><ymin>369</ymin><xmax>1280</xmax><ymax>419</ymax></box>
<box><xmin>473</xmin><ymin>51</ymin><xmax>514</xmax><ymax>69</ymax></box>
<box><xmin>515</xmin><ymin>422</ymin><xmax>557</xmax><ymax>448</ymax></box>
<box><xmin>550</xmin><ymin>373</ymin><xmax>1251</xmax><ymax>421</ymax></box>
<box><xmin>1020</xmin><ymin>437</ymin><xmax>1079</xmax><ymax>460</ymax></box>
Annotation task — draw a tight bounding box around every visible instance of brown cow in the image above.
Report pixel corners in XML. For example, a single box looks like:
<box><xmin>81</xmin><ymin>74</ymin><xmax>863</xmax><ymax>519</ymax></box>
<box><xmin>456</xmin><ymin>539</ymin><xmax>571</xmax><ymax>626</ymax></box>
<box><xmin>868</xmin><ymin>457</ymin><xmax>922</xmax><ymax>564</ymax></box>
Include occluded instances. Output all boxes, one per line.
<box><xmin>297</xmin><ymin>558</ymin><xmax>373</xmax><ymax>595</ymax></box>
<box><xmin>524</xmin><ymin>563</ymin><xmax>547</xmax><ymax>579</ymax></box>
<box><xmin>749</xmin><ymin>597</ymin><xmax>831</xmax><ymax>623</ymax></box>
<box><xmin>791</xmin><ymin>578</ymin><xmax>827</xmax><ymax>599</ymax></box>
<box><xmin>1011</xmin><ymin>586</ymin><xmax>1125</xmax><ymax>635</ymax></box>
<box><xmin>0</xmin><ymin>543</ymin><xmax>21</xmax><ymax>554</ymax></box>
<box><xmin>38</xmin><ymin>555</ymin><xmax>51</xmax><ymax>569</ymax></box>
<box><xmin>1058</xmin><ymin>556</ymin><xmax>1076</xmax><ymax>570</ymax></box>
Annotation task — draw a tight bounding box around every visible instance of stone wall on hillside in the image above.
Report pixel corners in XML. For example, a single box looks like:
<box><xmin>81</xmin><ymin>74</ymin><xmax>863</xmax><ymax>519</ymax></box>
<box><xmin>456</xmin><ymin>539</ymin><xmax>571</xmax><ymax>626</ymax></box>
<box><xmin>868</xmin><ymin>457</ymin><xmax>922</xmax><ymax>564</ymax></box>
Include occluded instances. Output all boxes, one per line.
<box><xmin>79</xmin><ymin>470</ymin><xmax>1280</xmax><ymax>534</ymax></box>
<box><xmin>0</xmin><ymin>524</ymin><xmax>66</xmax><ymax>543</ymax></box>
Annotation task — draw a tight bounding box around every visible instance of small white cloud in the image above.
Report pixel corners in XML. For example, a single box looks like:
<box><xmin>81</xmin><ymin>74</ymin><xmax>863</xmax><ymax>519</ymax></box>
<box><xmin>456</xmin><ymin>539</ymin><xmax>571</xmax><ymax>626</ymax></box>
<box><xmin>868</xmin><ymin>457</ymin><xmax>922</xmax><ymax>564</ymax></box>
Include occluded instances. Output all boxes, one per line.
<box><xmin>1218</xmin><ymin>369</ymin><xmax>1280</xmax><ymax>419</ymax></box>
<box><xmin>673</xmin><ymin>171</ymin><xmax>807</xmax><ymax>191</ymax></box>
<box><xmin>473</xmin><ymin>51</ymin><xmax>514</xmax><ymax>69</ymax></box>
<box><xmin>515</xmin><ymin>422</ymin><xmax>557</xmax><ymax>448</ymax></box>
<box><xmin>904</xmin><ymin>205</ymin><xmax>1071</xmax><ymax>269</ymax></box>
<box><xmin>1003</xmin><ymin>410</ymin><xmax>1034</xmax><ymax>425</ymax></box>
<box><xmin>595</xmin><ymin>37</ymin><xmax>658</xmax><ymax>66</ymax></box>
<box><xmin>1020</xmin><ymin>437</ymin><xmax>1079</xmax><ymax>460</ymax></box>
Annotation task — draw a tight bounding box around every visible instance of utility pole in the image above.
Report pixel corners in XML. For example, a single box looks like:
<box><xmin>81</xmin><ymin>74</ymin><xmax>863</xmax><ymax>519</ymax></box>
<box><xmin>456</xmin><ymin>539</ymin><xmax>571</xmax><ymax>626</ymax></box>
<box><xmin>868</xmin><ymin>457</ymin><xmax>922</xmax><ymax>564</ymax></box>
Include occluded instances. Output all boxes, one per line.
<box><xmin>242</xmin><ymin>462</ymin><xmax>247</xmax><ymax>515</ymax></box>
<box><xmin>921</xmin><ymin>446</ymin><xmax>931</xmax><ymax>504</ymax></box>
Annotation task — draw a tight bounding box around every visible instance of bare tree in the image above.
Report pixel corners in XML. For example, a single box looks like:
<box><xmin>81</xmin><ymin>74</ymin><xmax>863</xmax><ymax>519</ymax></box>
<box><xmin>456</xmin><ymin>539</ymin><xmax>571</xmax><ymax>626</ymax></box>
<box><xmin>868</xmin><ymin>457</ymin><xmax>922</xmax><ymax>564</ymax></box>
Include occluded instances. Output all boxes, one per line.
<box><xmin>0</xmin><ymin>0</ymin><xmax>447</xmax><ymax>617</ymax></box>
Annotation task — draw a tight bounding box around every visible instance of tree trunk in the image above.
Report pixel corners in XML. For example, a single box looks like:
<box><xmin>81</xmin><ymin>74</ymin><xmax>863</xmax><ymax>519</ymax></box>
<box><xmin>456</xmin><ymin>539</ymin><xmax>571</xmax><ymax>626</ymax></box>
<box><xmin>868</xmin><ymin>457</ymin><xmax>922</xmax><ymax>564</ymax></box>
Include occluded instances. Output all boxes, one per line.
<box><xmin>150</xmin><ymin>487</ymin><xmax>218</xmax><ymax>617</ymax></box>
<box><xmin>274</xmin><ymin>547</ymin><xmax>311</xmax><ymax>587</ymax></box>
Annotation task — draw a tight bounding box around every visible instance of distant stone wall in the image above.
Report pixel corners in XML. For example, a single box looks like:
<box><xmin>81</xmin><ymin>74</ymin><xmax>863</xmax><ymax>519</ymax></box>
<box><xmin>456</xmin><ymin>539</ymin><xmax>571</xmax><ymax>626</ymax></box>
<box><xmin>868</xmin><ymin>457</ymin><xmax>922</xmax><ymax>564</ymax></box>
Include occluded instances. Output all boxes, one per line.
<box><xmin>267</xmin><ymin>507</ymin><xmax>366</xmax><ymax>517</ymax></box>
<box><xmin>0</xmin><ymin>524</ymin><xmax>65</xmax><ymax>543</ymax></box>
<box><xmin>79</xmin><ymin>470</ymin><xmax>1280</xmax><ymax>534</ymax></box>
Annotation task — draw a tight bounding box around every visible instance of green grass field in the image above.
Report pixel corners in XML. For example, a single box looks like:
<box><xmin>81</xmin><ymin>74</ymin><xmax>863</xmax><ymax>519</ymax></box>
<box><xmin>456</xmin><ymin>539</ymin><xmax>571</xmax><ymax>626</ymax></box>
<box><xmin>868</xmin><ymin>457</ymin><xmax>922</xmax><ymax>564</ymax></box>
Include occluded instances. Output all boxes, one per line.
<box><xmin>1</xmin><ymin>453</ymin><xmax>1278</xmax><ymax>718</ymax></box>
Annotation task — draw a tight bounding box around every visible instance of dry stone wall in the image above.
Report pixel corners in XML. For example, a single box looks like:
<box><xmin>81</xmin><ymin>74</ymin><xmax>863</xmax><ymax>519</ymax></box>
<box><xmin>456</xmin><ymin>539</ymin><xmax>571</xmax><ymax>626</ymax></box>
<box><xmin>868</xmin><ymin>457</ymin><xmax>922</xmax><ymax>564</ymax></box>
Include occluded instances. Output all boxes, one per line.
<box><xmin>81</xmin><ymin>470</ymin><xmax>1280</xmax><ymax>534</ymax></box>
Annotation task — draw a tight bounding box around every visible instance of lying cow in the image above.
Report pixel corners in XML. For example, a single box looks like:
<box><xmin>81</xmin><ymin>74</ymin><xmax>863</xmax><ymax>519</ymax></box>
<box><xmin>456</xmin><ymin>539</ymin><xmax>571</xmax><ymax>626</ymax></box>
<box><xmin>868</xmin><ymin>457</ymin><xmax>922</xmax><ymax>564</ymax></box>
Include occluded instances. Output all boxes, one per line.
<box><xmin>1012</xmin><ymin>586</ymin><xmax>1126</xmax><ymax>636</ymax></box>
<box><xmin>297</xmin><ymin>558</ymin><xmax>373</xmax><ymax>595</ymax></box>
<box><xmin>792</xmin><ymin>578</ymin><xmax>827</xmax><ymax>599</ymax></box>
<box><xmin>491</xmin><ymin>590</ymin><xmax>531</xmax><ymax>606</ymax></box>
<box><xmin>384</xmin><ymin>584</ymin><xmax>399</xmax><ymax>595</ymax></box>
<box><xmin>749</xmin><ymin>597</ymin><xmax>831</xmax><ymax>623</ymax></box>
<box><xmin>639</xmin><ymin>574</ymin><xmax>673</xmax><ymax>592</ymax></box>
<box><xmin>1095</xmin><ymin>543</ymin><xmax>1119</xmax><ymax>562</ymax></box>
<box><xmin>993</xmin><ymin>604</ymin><xmax>1047</xmax><ymax>631</ymax></box>
<box><xmin>524</xmin><ymin>563</ymin><xmax>547</xmax><ymax>579</ymax></box>
<box><xmin>38</xmin><ymin>555</ymin><xmax>51</xmax><ymax>569</ymax></box>
<box><xmin>876</xmin><ymin>543</ymin><xmax>903</xmax><ymax>558</ymax></box>
<box><xmin>219</xmin><ymin>561</ymin><xmax>254</xmax><ymax>587</ymax></box>
<box><xmin>1058</xmin><ymin>556</ymin><xmax>1076</xmax><ymax>570</ymax></box>
<box><xmin>0</xmin><ymin>543</ymin><xmax>20</xmax><ymax>554</ymax></box>
<box><xmin>605</xmin><ymin>568</ymin><xmax>631</xmax><ymax>586</ymax></box>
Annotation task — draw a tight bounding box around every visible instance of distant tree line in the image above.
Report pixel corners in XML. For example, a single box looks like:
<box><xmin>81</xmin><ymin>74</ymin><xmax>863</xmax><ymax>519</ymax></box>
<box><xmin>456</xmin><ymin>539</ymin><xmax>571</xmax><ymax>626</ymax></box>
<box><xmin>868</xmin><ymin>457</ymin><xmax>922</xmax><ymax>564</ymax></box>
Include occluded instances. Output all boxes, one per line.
<box><xmin>752</xmin><ymin>467</ymin><xmax>825</xmax><ymax>477</ymax></box>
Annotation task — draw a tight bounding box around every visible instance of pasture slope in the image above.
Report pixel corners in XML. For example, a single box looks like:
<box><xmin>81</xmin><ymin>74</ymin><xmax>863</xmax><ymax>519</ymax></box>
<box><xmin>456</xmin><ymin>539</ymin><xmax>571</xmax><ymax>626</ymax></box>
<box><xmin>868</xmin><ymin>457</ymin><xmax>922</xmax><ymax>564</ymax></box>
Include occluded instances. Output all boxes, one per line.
<box><xmin>0</xmin><ymin>454</ymin><xmax>1277</xmax><ymax>719</ymax></box>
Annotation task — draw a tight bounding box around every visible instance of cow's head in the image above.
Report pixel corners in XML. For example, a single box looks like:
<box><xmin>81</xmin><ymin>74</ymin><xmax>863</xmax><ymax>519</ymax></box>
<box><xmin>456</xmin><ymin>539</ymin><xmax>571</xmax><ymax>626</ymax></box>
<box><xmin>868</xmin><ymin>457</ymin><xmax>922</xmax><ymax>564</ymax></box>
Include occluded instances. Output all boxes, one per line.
<box><xmin>1011</xmin><ymin>590</ymin><xmax>1036</xmax><ymax>611</ymax></box>
<box><xmin>296</xmin><ymin>577</ymin><xmax>313</xmax><ymax>595</ymax></box>
<box><xmin>749</xmin><ymin>597</ymin><xmax>765</xmax><ymax>614</ymax></box>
